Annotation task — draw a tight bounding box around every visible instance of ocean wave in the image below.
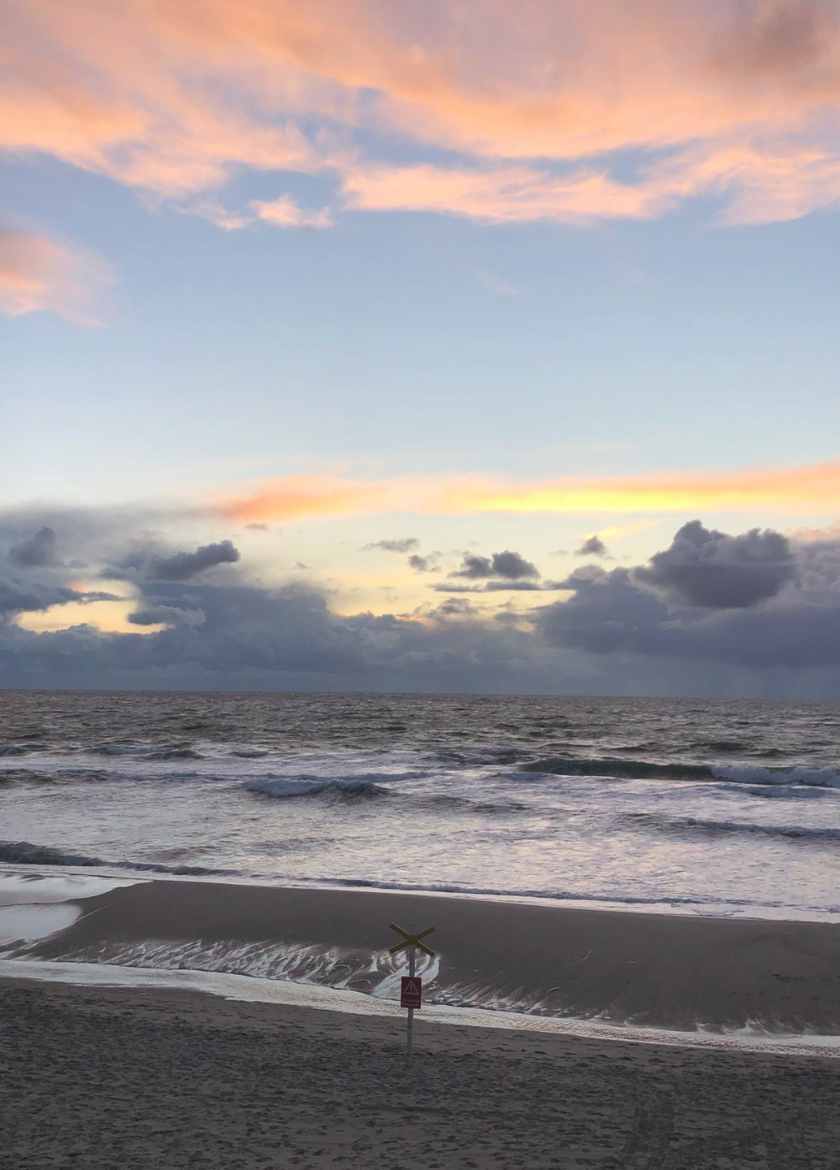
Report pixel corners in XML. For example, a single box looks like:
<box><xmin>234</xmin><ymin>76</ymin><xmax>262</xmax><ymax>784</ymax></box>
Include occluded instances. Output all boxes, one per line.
<box><xmin>620</xmin><ymin>813</ymin><xmax>840</xmax><ymax>846</ymax></box>
<box><xmin>91</xmin><ymin>743</ymin><xmax>144</xmax><ymax>757</ymax></box>
<box><xmin>145</xmin><ymin>745</ymin><xmax>204</xmax><ymax>761</ymax></box>
<box><xmin>0</xmin><ymin>765</ymin><xmax>241</xmax><ymax>787</ymax></box>
<box><xmin>0</xmin><ymin>840</ymin><xmax>239</xmax><ymax>877</ymax></box>
<box><xmin>92</xmin><ymin>741</ymin><xmax>211</xmax><ymax>760</ymax></box>
<box><xmin>0</xmin><ymin>766</ymin><xmax>121</xmax><ymax>786</ymax></box>
<box><xmin>0</xmin><ymin>841</ymin><xmax>104</xmax><ymax>867</ymax></box>
<box><xmin>519</xmin><ymin>756</ymin><xmax>840</xmax><ymax>789</ymax></box>
<box><xmin>719</xmin><ymin>783</ymin><xmax>835</xmax><ymax>801</ymax></box>
<box><xmin>521</xmin><ymin>757</ymin><xmax>712</xmax><ymax>781</ymax></box>
<box><xmin>689</xmin><ymin>739</ymin><xmax>751</xmax><ymax>753</ymax></box>
<box><xmin>54</xmin><ymin>767</ymin><xmax>124</xmax><ymax>783</ymax></box>
<box><xmin>242</xmin><ymin>776</ymin><xmax>526</xmax><ymax>813</ymax></box>
<box><xmin>418</xmin><ymin>793</ymin><xmax>529</xmax><ymax>815</ymax></box>
<box><xmin>711</xmin><ymin>765</ymin><xmax>840</xmax><ymax>789</ymax></box>
<box><xmin>0</xmin><ymin>769</ymin><xmax>58</xmax><ymax>786</ymax></box>
<box><xmin>0</xmin><ymin>744</ymin><xmax>39</xmax><ymax>757</ymax></box>
<box><xmin>244</xmin><ymin>776</ymin><xmax>390</xmax><ymax>800</ymax></box>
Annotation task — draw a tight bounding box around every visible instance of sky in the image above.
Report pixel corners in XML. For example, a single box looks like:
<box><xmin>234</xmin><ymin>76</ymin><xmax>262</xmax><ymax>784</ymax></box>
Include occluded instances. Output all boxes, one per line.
<box><xmin>4</xmin><ymin>0</ymin><xmax>840</xmax><ymax>696</ymax></box>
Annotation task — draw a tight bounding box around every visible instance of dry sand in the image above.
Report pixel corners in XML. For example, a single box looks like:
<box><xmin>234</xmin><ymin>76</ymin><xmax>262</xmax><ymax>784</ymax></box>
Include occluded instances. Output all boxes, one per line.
<box><xmin>2</xmin><ymin>976</ymin><xmax>839</xmax><ymax>1170</ymax></box>
<box><xmin>26</xmin><ymin>879</ymin><xmax>840</xmax><ymax>1031</ymax></box>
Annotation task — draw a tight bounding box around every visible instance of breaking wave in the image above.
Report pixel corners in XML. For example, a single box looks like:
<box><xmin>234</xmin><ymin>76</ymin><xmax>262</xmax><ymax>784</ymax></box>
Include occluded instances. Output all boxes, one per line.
<box><xmin>689</xmin><ymin>739</ymin><xmax>752</xmax><ymax>753</ymax></box>
<box><xmin>243</xmin><ymin>776</ymin><xmax>526</xmax><ymax>814</ymax></box>
<box><xmin>521</xmin><ymin>756</ymin><xmax>840</xmax><ymax>788</ymax></box>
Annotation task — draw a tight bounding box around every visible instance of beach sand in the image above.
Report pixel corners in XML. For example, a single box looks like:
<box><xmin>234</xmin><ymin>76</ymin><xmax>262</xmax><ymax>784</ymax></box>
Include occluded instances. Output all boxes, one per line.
<box><xmin>23</xmin><ymin>879</ymin><xmax>840</xmax><ymax>1031</ymax></box>
<box><xmin>4</xmin><ymin>880</ymin><xmax>840</xmax><ymax>1167</ymax></box>
<box><xmin>2</xmin><ymin>975</ymin><xmax>839</xmax><ymax>1169</ymax></box>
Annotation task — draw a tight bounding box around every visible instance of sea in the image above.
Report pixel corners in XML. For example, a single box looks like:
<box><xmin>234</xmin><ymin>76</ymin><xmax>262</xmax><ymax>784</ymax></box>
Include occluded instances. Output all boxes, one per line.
<box><xmin>2</xmin><ymin>689</ymin><xmax>839</xmax><ymax>922</ymax></box>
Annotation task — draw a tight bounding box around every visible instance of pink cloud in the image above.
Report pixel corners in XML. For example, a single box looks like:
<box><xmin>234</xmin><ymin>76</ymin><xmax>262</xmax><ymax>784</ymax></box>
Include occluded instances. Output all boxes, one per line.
<box><xmin>5</xmin><ymin>1</ymin><xmax>840</xmax><ymax>226</ymax></box>
<box><xmin>252</xmin><ymin>197</ymin><xmax>333</xmax><ymax>229</ymax></box>
<box><xmin>341</xmin><ymin>163</ymin><xmax>673</xmax><ymax>224</ymax></box>
<box><xmin>0</xmin><ymin>228</ymin><xmax>112</xmax><ymax>324</ymax></box>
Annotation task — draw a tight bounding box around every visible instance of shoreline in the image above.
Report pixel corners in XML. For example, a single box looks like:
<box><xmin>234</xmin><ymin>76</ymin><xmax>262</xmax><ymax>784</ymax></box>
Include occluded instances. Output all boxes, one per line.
<box><xmin>3</xmin><ymin>860</ymin><xmax>838</xmax><ymax>925</ymax></box>
<box><xmin>7</xmin><ymin>876</ymin><xmax>840</xmax><ymax>1033</ymax></box>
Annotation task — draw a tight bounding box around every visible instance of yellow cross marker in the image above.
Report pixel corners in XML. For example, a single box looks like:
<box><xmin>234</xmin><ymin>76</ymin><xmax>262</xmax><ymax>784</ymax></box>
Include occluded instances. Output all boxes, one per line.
<box><xmin>388</xmin><ymin>922</ymin><xmax>436</xmax><ymax>958</ymax></box>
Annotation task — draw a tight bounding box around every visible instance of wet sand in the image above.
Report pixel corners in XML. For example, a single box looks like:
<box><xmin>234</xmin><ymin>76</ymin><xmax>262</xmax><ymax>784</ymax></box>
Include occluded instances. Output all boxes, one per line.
<box><xmin>2</xmin><ymin>976</ymin><xmax>839</xmax><ymax>1169</ymax></box>
<box><xmin>24</xmin><ymin>879</ymin><xmax>840</xmax><ymax>1031</ymax></box>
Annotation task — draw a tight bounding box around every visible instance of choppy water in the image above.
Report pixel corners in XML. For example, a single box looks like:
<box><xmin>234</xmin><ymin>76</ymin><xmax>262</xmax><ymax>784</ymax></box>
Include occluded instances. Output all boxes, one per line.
<box><xmin>2</xmin><ymin>690</ymin><xmax>840</xmax><ymax>920</ymax></box>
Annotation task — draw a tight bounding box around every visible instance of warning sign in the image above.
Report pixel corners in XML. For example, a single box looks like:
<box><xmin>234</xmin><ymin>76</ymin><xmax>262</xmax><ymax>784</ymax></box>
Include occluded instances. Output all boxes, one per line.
<box><xmin>400</xmin><ymin>976</ymin><xmax>422</xmax><ymax>1009</ymax></box>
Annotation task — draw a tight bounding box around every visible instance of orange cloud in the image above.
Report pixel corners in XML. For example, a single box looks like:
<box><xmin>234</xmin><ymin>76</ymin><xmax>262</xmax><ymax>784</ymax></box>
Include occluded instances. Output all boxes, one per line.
<box><xmin>0</xmin><ymin>227</ymin><xmax>112</xmax><ymax>323</ymax></box>
<box><xmin>220</xmin><ymin>476</ymin><xmax>398</xmax><ymax>523</ymax></box>
<box><xmin>6</xmin><ymin>1</ymin><xmax>840</xmax><ymax>228</ymax></box>
<box><xmin>219</xmin><ymin>461</ymin><xmax>840</xmax><ymax>523</ymax></box>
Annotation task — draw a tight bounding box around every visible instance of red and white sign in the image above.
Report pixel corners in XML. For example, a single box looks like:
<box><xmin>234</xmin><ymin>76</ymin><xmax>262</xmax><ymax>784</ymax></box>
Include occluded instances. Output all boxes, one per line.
<box><xmin>400</xmin><ymin>976</ymin><xmax>422</xmax><ymax>1009</ymax></box>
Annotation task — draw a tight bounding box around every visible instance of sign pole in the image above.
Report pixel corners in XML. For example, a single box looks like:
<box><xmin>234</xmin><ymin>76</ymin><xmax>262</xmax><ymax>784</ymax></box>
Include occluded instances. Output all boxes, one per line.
<box><xmin>388</xmin><ymin>922</ymin><xmax>435</xmax><ymax>1060</ymax></box>
<box><xmin>406</xmin><ymin>944</ymin><xmax>415</xmax><ymax>1058</ymax></box>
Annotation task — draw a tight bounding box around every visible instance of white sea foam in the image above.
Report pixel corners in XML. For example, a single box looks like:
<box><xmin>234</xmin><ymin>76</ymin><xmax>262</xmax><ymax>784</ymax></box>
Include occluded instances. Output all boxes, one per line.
<box><xmin>0</xmin><ymin>871</ymin><xmax>143</xmax><ymax>950</ymax></box>
<box><xmin>0</xmin><ymin>871</ymin><xmax>139</xmax><ymax>905</ymax></box>
<box><xmin>24</xmin><ymin>936</ymin><xmax>439</xmax><ymax>996</ymax></box>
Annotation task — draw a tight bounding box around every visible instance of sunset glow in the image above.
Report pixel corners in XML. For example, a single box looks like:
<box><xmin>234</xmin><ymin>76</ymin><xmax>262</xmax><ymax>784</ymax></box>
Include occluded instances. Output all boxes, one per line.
<box><xmin>218</xmin><ymin>462</ymin><xmax>840</xmax><ymax>523</ymax></box>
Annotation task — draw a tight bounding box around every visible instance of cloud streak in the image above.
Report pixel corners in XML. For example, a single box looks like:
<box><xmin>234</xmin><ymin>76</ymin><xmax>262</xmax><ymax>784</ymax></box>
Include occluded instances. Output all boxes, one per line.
<box><xmin>217</xmin><ymin>460</ymin><xmax>840</xmax><ymax>522</ymax></box>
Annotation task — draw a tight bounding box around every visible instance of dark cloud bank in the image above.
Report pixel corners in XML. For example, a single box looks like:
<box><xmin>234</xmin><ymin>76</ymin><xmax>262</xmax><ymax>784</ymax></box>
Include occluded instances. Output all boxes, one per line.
<box><xmin>2</xmin><ymin>513</ymin><xmax>840</xmax><ymax>697</ymax></box>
